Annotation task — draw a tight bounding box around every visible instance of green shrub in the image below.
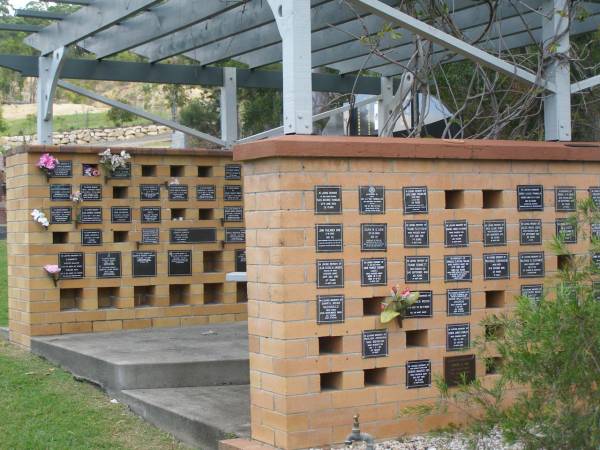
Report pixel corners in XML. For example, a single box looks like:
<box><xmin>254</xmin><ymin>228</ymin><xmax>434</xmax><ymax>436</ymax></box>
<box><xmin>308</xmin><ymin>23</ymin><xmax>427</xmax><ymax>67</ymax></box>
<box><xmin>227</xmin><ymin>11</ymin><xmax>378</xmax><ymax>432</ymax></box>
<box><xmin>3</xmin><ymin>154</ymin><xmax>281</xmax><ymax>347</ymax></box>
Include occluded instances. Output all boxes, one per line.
<box><xmin>106</xmin><ymin>106</ymin><xmax>136</xmax><ymax>127</ymax></box>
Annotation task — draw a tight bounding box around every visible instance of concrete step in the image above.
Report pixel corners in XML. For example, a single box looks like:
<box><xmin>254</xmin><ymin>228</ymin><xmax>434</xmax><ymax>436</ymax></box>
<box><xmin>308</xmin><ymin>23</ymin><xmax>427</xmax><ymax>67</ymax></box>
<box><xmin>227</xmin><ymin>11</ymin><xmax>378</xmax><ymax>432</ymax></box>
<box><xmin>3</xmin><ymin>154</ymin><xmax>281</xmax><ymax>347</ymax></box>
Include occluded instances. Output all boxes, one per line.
<box><xmin>31</xmin><ymin>322</ymin><xmax>249</xmax><ymax>392</ymax></box>
<box><xmin>119</xmin><ymin>385</ymin><xmax>251</xmax><ymax>450</ymax></box>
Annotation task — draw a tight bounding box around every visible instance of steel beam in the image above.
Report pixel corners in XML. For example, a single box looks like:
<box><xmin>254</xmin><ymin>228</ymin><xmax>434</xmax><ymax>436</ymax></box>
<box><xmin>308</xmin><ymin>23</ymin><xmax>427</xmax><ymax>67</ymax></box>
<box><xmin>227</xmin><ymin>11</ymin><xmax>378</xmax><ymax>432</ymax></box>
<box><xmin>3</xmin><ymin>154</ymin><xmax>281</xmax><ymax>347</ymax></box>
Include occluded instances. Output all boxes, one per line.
<box><xmin>220</xmin><ymin>67</ymin><xmax>238</xmax><ymax>148</ymax></box>
<box><xmin>378</xmin><ymin>77</ymin><xmax>393</xmax><ymax>135</ymax></box>
<box><xmin>14</xmin><ymin>9</ymin><xmax>67</xmax><ymax>20</ymax></box>
<box><xmin>57</xmin><ymin>80</ymin><xmax>226</xmax><ymax>147</ymax></box>
<box><xmin>0</xmin><ymin>23</ymin><xmax>42</xmax><ymax>32</ymax></box>
<box><xmin>571</xmin><ymin>75</ymin><xmax>600</xmax><ymax>93</ymax></box>
<box><xmin>37</xmin><ymin>47</ymin><xmax>66</xmax><ymax>144</ymax></box>
<box><xmin>25</xmin><ymin>0</ymin><xmax>163</xmax><ymax>55</ymax></box>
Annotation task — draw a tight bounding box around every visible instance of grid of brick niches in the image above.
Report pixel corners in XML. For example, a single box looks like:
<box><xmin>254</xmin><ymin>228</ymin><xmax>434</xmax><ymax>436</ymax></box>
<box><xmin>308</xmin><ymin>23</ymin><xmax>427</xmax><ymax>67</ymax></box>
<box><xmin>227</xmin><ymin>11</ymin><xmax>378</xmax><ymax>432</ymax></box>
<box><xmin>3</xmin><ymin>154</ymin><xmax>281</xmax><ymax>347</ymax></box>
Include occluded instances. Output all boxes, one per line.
<box><xmin>243</xmin><ymin>154</ymin><xmax>599</xmax><ymax>449</ymax></box>
<box><xmin>6</xmin><ymin>146</ymin><xmax>247</xmax><ymax>347</ymax></box>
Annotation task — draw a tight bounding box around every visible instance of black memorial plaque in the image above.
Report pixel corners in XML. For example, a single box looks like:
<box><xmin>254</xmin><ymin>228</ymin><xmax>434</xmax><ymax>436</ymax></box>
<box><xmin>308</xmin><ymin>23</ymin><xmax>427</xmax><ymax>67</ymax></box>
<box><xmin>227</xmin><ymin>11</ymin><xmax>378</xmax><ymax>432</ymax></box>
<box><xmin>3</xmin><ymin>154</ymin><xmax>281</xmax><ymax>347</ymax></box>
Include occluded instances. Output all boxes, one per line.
<box><xmin>196</xmin><ymin>185</ymin><xmax>216</xmax><ymax>201</ymax></box>
<box><xmin>592</xmin><ymin>253</ymin><xmax>600</xmax><ymax>270</ymax></box>
<box><xmin>79</xmin><ymin>207</ymin><xmax>102</xmax><ymax>224</ymax></box>
<box><xmin>168</xmin><ymin>250</ymin><xmax>192</xmax><ymax>276</ymax></box>
<box><xmin>317</xmin><ymin>295</ymin><xmax>345</xmax><ymax>324</ymax></box>
<box><xmin>444</xmin><ymin>354</ymin><xmax>476</xmax><ymax>387</ymax></box>
<box><xmin>406</xmin><ymin>359</ymin><xmax>431</xmax><ymax>389</ymax></box>
<box><xmin>235</xmin><ymin>249</ymin><xmax>246</xmax><ymax>272</ymax></box>
<box><xmin>316</xmin><ymin>259</ymin><xmax>344</xmax><ymax>288</ymax></box>
<box><xmin>49</xmin><ymin>160</ymin><xmax>72</xmax><ymax>178</ymax></box>
<box><xmin>224</xmin><ymin>206</ymin><xmax>244</xmax><ymax>222</ymax></box>
<box><xmin>58</xmin><ymin>252</ymin><xmax>84</xmax><ymax>279</ymax></box>
<box><xmin>405</xmin><ymin>256</ymin><xmax>430</xmax><ymax>283</ymax></box>
<box><xmin>405</xmin><ymin>290</ymin><xmax>433</xmax><ymax>318</ymax></box>
<box><xmin>361</xmin><ymin>258</ymin><xmax>387</xmax><ymax>286</ymax></box>
<box><xmin>140</xmin><ymin>184</ymin><xmax>161</xmax><ymax>201</ymax></box>
<box><xmin>404</xmin><ymin>220</ymin><xmax>429</xmax><ymax>248</ymax></box>
<box><xmin>483</xmin><ymin>220</ymin><xmax>507</xmax><ymax>247</ymax></box>
<box><xmin>225</xmin><ymin>228</ymin><xmax>246</xmax><ymax>244</ymax></box>
<box><xmin>594</xmin><ymin>282</ymin><xmax>600</xmax><ymax>301</ymax></box>
<box><xmin>314</xmin><ymin>185</ymin><xmax>342</xmax><ymax>214</ymax></box>
<box><xmin>81</xmin><ymin>229</ymin><xmax>102</xmax><ymax>246</ymax></box>
<box><xmin>111</xmin><ymin>206</ymin><xmax>132</xmax><ymax>224</ymax></box>
<box><xmin>521</xmin><ymin>284</ymin><xmax>543</xmax><ymax>302</ymax></box>
<box><xmin>444</xmin><ymin>255</ymin><xmax>472</xmax><ymax>282</ymax></box>
<box><xmin>169</xmin><ymin>228</ymin><xmax>217</xmax><ymax>244</ymax></box>
<box><xmin>50</xmin><ymin>207</ymin><xmax>72</xmax><ymax>224</ymax></box>
<box><xmin>447</xmin><ymin>288</ymin><xmax>471</xmax><ymax>316</ymax></box>
<box><xmin>445</xmin><ymin>220</ymin><xmax>469</xmax><ymax>247</ymax></box>
<box><xmin>483</xmin><ymin>253</ymin><xmax>510</xmax><ymax>280</ymax></box>
<box><xmin>359</xmin><ymin>185</ymin><xmax>385</xmax><ymax>214</ymax></box>
<box><xmin>132</xmin><ymin>251</ymin><xmax>157</xmax><ymax>277</ymax></box>
<box><xmin>110</xmin><ymin>163</ymin><xmax>131</xmax><ymax>179</ymax></box>
<box><xmin>556</xmin><ymin>218</ymin><xmax>577</xmax><ymax>243</ymax></box>
<box><xmin>519</xmin><ymin>252</ymin><xmax>545</xmax><ymax>278</ymax></box>
<box><xmin>591</xmin><ymin>223</ymin><xmax>600</xmax><ymax>240</ymax></box>
<box><xmin>50</xmin><ymin>184</ymin><xmax>71</xmax><ymax>201</ymax></box>
<box><xmin>96</xmin><ymin>252</ymin><xmax>121</xmax><ymax>279</ymax></box>
<box><xmin>141</xmin><ymin>228</ymin><xmax>160</xmax><ymax>244</ymax></box>
<box><xmin>316</xmin><ymin>224</ymin><xmax>343</xmax><ymax>253</ymax></box>
<box><xmin>168</xmin><ymin>184</ymin><xmax>189</xmax><ymax>201</ymax></box>
<box><xmin>141</xmin><ymin>207</ymin><xmax>161</xmax><ymax>224</ymax></box>
<box><xmin>517</xmin><ymin>185</ymin><xmax>544</xmax><ymax>211</ymax></box>
<box><xmin>555</xmin><ymin>186</ymin><xmax>576</xmax><ymax>212</ymax></box>
<box><xmin>447</xmin><ymin>323</ymin><xmax>470</xmax><ymax>351</ymax></box>
<box><xmin>360</xmin><ymin>223</ymin><xmax>386</xmax><ymax>252</ymax></box>
<box><xmin>224</xmin><ymin>185</ymin><xmax>243</xmax><ymax>202</ymax></box>
<box><xmin>403</xmin><ymin>186</ymin><xmax>428</xmax><ymax>214</ymax></box>
<box><xmin>362</xmin><ymin>329</ymin><xmax>388</xmax><ymax>358</ymax></box>
<box><xmin>589</xmin><ymin>187</ymin><xmax>600</xmax><ymax>208</ymax></box>
<box><xmin>519</xmin><ymin>219</ymin><xmax>542</xmax><ymax>245</ymax></box>
<box><xmin>80</xmin><ymin>183</ymin><xmax>102</xmax><ymax>201</ymax></box>
<box><xmin>224</xmin><ymin>164</ymin><xmax>242</xmax><ymax>180</ymax></box>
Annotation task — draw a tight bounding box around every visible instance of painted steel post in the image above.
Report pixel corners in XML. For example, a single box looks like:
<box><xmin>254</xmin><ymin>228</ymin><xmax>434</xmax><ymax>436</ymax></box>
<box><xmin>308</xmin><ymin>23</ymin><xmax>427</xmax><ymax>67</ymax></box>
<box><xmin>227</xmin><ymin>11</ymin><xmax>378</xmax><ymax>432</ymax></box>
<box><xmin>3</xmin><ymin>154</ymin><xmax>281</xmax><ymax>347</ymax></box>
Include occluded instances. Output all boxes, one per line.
<box><xmin>378</xmin><ymin>76</ymin><xmax>393</xmax><ymax>136</ymax></box>
<box><xmin>220</xmin><ymin>67</ymin><xmax>238</xmax><ymax>147</ymax></box>
<box><xmin>36</xmin><ymin>47</ymin><xmax>65</xmax><ymax>145</ymax></box>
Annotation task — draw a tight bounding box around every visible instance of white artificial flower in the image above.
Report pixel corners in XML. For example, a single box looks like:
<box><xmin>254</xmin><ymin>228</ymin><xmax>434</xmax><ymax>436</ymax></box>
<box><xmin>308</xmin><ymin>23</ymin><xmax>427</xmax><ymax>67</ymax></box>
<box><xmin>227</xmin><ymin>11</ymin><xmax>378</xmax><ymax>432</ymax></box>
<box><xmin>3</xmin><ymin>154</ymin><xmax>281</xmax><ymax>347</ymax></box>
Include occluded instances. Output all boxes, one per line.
<box><xmin>40</xmin><ymin>218</ymin><xmax>49</xmax><ymax>227</ymax></box>
<box><xmin>31</xmin><ymin>209</ymin><xmax>41</xmax><ymax>219</ymax></box>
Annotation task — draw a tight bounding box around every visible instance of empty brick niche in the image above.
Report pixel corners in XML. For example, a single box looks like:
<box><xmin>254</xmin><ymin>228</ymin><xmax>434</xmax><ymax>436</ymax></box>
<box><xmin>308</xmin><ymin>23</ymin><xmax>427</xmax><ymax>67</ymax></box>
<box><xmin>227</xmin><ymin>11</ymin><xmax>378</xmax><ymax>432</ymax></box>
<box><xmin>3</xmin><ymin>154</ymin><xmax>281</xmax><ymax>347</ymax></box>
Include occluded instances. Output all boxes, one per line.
<box><xmin>113</xmin><ymin>231</ymin><xmax>129</xmax><ymax>243</ymax></box>
<box><xmin>141</xmin><ymin>165</ymin><xmax>156</xmax><ymax>177</ymax></box>
<box><xmin>198</xmin><ymin>209</ymin><xmax>214</xmax><ymax>220</ymax></box>
<box><xmin>319</xmin><ymin>336</ymin><xmax>343</xmax><ymax>355</ymax></box>
<box><xmin>170</xmin><ymin>165</ymin><xmax>185</xmax><ymax>177</ymax></box>
<box><xmin>486</xmin><ymin>357</ymin><xmax>504</xmax><ymax>375</ymax></box>
<box><xmin>60</xmin><ymin>288</ymin><xmax>83</xmax><ymax>311</ymax></box>
<box><xmin>52</xmin><ymin>232</ymin><xmax>68</xmax><ymax>244</ymax></box>
<box><xmin>558</xmin><ymin>254</ymin><xmax>573</xmax><ymax>271</ymax></box>
<box><xmin>485</xmin><ymin>290</ymin><xmax>505</xmax><ymax>308</ymax></box>
<box><xmin>363</xmin><ymin>297</ymin><xmax>384</xmax><ymax>316</ymax></box>
<box><xmin>197</xmin><ymin>166</ymin><xmax>212</xmax><ymax>177</ymax></box>
<box><xmin>203</xmin><ymin>251</ymin><xmax>223</xmax><ymax>273</ymax></box>
<box><xmin>364</xmin><ymin>367</ymin><xmax>387</xmax><ymax>386</ymax></box>
<box><xmin>406</xmin><ymin>329</ymin><xmax>428</xmax><ymax>347</ymax></box>
<box><xmin>169</xmin><ymin>284</ymin><xmax>191</xmax><ymax>306</ymax></box>
<box><xmin>204</xmin><ymin>283</ymin><xmax>224</xmax><ymax>304</ymax></box>
<box><xmin>134</xmin><ymin>285</ymin><xmax>155</xmax><ymax>307</ymax></box>
<box><xmin>445</xmin><ymin>190</ymin><xmax>465</xmax><ymax>209</ymax></box>
<box><xmin>112</xmin><ymin>186</ymin><xmax>128</xmax><ymax>199</ymax></box>
<box><xmin>97</xmin><ymin>287</ymin><xmax>119</xmax><ymax>309</ymax></box>
<box><xmin>320</xmin><ymin>372</ymin><xmax>343</xmax><ymax>391</ymax></box>
<box><xmin>236</xmin><ymin>282</ymin><xmax>247</xmax><ymax>303</ymax></box>
<box><xmin>171</xmin><ymin>208</ymin><xmax>186</xmax><ymax>220</ymax></box>
<box><xmin>483</xmin><ymin>190</ymin><xmax>503</xmax><ymax>209</ymax></box>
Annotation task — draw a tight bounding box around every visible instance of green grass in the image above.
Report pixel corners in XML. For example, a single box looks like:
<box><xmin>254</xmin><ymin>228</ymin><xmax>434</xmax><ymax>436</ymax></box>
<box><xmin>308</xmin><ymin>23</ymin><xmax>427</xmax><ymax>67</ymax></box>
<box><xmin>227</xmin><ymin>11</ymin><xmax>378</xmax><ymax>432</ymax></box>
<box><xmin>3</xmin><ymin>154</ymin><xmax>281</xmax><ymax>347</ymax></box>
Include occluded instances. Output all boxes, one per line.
<box><xmin>2</xmin><ymin>112</ymin><xmax>151</xmax><ymax>137</ymax></box>
<box><xmin>0</xmin><ymin>240</ymin><xmax>6</xmax><ymax>327</ymax></box>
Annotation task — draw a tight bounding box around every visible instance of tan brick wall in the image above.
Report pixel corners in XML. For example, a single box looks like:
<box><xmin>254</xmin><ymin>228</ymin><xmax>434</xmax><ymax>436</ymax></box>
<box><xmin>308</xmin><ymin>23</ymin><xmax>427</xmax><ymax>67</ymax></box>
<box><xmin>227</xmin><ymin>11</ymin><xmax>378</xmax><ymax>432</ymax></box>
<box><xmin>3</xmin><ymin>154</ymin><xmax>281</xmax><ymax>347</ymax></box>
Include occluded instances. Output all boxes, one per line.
<box><xmin>6</xmin><ymin>145</ymin><xmax>247</xmax><ymax>347</ymax></box>
<box><xmin>237</xmin><ymin>136</ymin><xmax>600</xmax><ymax>449</ymax></box>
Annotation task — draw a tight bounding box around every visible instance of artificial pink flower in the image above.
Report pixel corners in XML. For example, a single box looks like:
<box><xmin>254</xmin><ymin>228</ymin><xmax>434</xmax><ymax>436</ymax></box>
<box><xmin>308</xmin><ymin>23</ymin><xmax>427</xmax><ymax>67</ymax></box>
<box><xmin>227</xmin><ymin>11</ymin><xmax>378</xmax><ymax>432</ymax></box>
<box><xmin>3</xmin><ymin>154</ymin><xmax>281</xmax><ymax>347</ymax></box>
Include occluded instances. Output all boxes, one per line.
<box><xmin>37</xmin><ymin>153</ymin><xmax>58</xmax><ymax>170</ymax></box>
<box><xmin>43</xmin><ymin>264</ymin><xmax>61</xmax><ymax>274</ymax></box>
<box><xmin>400</xmin><ymin>288</ymin><xmax>411</xmax><ymax>298</ymax></box>
<box><xmin>92</xmin><ymin>169</ymin><xmax>100</xmax><ymax>177</ymax></box>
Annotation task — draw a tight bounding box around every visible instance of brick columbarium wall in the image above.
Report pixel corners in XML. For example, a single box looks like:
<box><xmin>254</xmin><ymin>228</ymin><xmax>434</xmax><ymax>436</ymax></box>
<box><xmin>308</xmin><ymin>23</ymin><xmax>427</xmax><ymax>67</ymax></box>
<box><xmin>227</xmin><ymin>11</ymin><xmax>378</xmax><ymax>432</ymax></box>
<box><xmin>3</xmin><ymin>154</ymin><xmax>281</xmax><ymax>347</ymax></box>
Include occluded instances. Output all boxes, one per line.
<box><xmin>6</xmin><ymin>145</ymin><xmax>247</xmax><ymax>348</ymax></box>
<box><xmin>234</xmin><ymin>136</ymin><xmax>600</xmax><ymax>449</ymax></box>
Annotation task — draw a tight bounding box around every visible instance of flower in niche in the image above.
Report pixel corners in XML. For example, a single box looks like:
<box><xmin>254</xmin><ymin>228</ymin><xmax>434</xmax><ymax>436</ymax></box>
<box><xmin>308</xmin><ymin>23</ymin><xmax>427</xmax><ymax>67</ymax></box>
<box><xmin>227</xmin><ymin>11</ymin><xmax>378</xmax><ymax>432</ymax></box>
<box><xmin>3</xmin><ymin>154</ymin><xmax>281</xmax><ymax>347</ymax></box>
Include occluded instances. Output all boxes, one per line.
<box><xmin>43</xmin><ymin>264</ymin><xmax>61</xmax><ymax>286</ymax></box>
<box><xmin>380</xmin><ymin>284</ymin><xmax>419</xmax><ymax>325</ymax></box>
<box><xmin>31</xmin><ymin>209</ymin><xmax>49</xmax><ymax>229</ymax></box>
<box><xmin>37</xmin><ymin>153</ymin><xmax>59</xmax><ymax>178</ymax></box>
<box><xmin>70</xmin><ymin>191</ymin><xmax>83</xmax><ymax>204</ymax></box>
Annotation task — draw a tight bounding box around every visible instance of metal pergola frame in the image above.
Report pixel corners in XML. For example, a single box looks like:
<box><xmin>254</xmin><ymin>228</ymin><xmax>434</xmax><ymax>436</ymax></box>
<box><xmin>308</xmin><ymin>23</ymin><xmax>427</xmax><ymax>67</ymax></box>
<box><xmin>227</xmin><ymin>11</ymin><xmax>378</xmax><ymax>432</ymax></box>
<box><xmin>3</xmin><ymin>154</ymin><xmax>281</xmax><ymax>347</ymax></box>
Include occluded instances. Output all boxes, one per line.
<box><xmin>0</xmin><ymin>0</ymin><xmax>599</xmax><ymax>146</ymax></box>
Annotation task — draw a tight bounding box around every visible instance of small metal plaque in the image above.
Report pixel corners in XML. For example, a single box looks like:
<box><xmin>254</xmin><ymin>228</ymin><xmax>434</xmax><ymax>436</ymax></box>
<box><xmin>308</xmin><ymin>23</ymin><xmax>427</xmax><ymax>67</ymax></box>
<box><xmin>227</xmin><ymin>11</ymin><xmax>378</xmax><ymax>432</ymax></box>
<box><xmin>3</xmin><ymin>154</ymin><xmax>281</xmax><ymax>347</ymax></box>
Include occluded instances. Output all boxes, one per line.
<box><xmin>80</xmin><ymin>183</ymin><xmax>102</xmax><ymax>201</ymax></box>
<box><xmin>517</xmin><ymin>185</ymin><xmax>544</xmax><ymax>211</ymax></box>
<box><xmin>59</xmin><ymin>252</ymin><xmax>85</xmax><ymax>279</ymax></box>
<box><xmin>483</xmin><ymin>253</ymin><xmax>510</xmax><ymax>280</ymax></box>
<box><xmin>406</xmin><ymin>359</ymin><xmax>431</xmax><ymax>389</ymax></box>
<box><xmin>592</xmin><ymin>253</ymin><xmax>600</xmax><ymax>270</ymax></box>
<box><xmin>403</xmin><ymin>186</ymin><xmax>428</xmax><ymax>214</ymax></box>
<box><xmin>404</xmin><ymin>290</ymin><xmax>433</xmax><ymax>318</ymax></box>
<box><xmin>314</xmin><ymin>185</ymin><xmax>342</xmax><ymax>214</ymax></box>
<box><xmin>224</xmin><ymin>164</ymin><xmax>242</xmax><ymax>180</ymax></box>
<box><xmin>405</xmin><ymin>256</ymin><xmax>430</xmax><ymax>283</ymax></box>
<box><xmin>224</xmin><ymin>185</ymin><xmax>243</xmax><ymax>202</ymax></box>
<box><xmin>317</xmin><ymin>295</ymin><xmax>345</xmax><ymax>324</ymax></box>
<box><xmin>79</xmin><ymin>207</ymin><xmax>102</xmax><ymax>224</ymax></box>
<box><xmin>362</xmin><ymin>329</ymin><xmax>388</xmax><ymax>358</ymax></box>
<box><xmin>81</xmin><ymin>229</ymin><xmax>102</xmax><ymax>246</ymax></box>
<box><xmin>446</xmin><ymin>323</ymin><xmax>470</xmax><ymax>351</ymax></box>
<box><xmin>316</xmin><ymin>224</ymin><xmax>343</xmax><ymax>253</ymax></box>
<box><xmin>521</xmin><ymin>284</ymin><xmax>543</xmax><ymax>303</ymax></box>
<box><xmin>359</xmin><ymin>185</ymin><xmax>385</xmax><ymax>214</ymax></box>
<box><xmin>141</xmin><ymin>207</ymin><xmax>161</xmax><ymax>224</ymax></box>
<box><xmin>519</xmin><ymin>252</ymin><xmax>545</xmax><ymax>278</ymax></box>
<box><xmin>50</xmin><ymin>184</ymin><xmax>72</xmax><ymax>201</ymax></box>
<box><xmin>50</xmin><ymin>207</ymin><xmax>72</xmax><ymax>224</ymax></box>
<box><xmin>111</xmin><ymin>206</ymin><xmax>132</xmax><ymax>224</ymax></box>
<box><xmin>361</xmin><ymin>258</ymin><xmax>387</xmax><ymax>286</ymax></box>
<box><xmin>96</xmin><ymin>251</ymin><xmax>121</xmax><ymax>279</ymax></box>
<box><xmin>316</xmin><ymin>259</ymin><xmax>344</xmax><ymax>288</ymax></box>
<box><xmin>444</xmin><ymin>354</ymin><xmax>476</xmax><ymax>387</ymax></box>
<box><xmin>591</xmin><ymin>223</ymin><xmax>600</xmax><ymax>240</ymax></box>
<box><xmin>169</xmin><ymin>228</ymin><xmax>217</xmax><ymax>244</ymax></box>
<box><xmin>444</xmin><ymin>220</ymin><xmax>469</xmax><ymax>247</ymax></box>
<box><xmin>225</xmin><ymin>228</ymin><xmax>246</xmax><ymax>244</ymax></box>
<box><xmin>483</xmin><ymin>220</ymin><xmax>506</xmax><ymax>247</ymax></box>
<box><xmin>404</xmin><ymin>220</ymin><xmax>429</xmax><ymax>248</ymax></box>
<box><xmin>447</xmin><ymin>288</ymin><xmax>471</xmax><ymax>316</ymax></box>
<box><xmin>49</xmin><ymin>160</ymin><xmax>72</xmax><ymax>178</ymax></box>
<box><xmin>141</xmin><ymin>228</ymin><xmax>160</xmax><ymax>244</ymax></box>
<box><xmin>556</xmin><ymin>218</ymin><xmax>577</xmax><ymax>243</ymax></box>
<box><xmin>589</xmin><ymin>187</ymin><xmax>600</xmax><ymax>208</ymax></box>
<box><xmin>444</xmin><ymin>255</ymin><xmax>472</xmax><ymax>282</ymax></box>
<box><xmin>555</xmin><ymin>186</ymin><xmax>576</xmax><ymax>212</ymax></box>
<box><xmin>110</xmin><ymin>163</ymin><xmax>131</xmax><ymax>179</ymax></box>
<box><xmin>196</xmin><ymin>184</ymin><xmax>216</xmax><ymax>201</ymax></box>
<box><xmin>168</xmin><ymin>184</ymin><xmax>189</xmax><ymax>201</ymax></box>
<box><xmin>132</xmin><ymin>251</ymin><xmax>157</xmax><ymax>277</ymax></box>
<box><xmin>235</xmin><ymin>249</ymin><xmax>246</xmax><ymax>272</ymax></box>
<box><xmin>360</xmin><ymin>223</ymin><xmax>386</xmax><ymax>252</ymax></box>
<box><xmin>519</xmin><ymin>219</ymin><xmax>542</xmax><ymax>245</ymax></box>
<box><xmin>140</xmin><ymin>184</ymin><xmax>161</xmax><ymax>201</ymax></box>
<box><xmin>224</xmin><ymin>206</ymin><xmax>244</xmax><ymax>222</ymax></box>
<box><xmin>168</xmin><ymin>250</ymin><xmax>192</xmax><ymax>276</ymax></box>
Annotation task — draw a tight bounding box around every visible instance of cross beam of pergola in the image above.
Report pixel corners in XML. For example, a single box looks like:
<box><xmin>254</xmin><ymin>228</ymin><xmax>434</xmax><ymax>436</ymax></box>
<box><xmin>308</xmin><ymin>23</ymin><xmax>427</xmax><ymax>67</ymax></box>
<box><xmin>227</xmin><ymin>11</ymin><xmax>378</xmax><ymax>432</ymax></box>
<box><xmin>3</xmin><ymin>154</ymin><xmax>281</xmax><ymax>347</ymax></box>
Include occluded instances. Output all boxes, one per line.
<box><xmin>2</xmin><ymin>0</ymin><xmax>600</xmax><ymax>146</ymax></box>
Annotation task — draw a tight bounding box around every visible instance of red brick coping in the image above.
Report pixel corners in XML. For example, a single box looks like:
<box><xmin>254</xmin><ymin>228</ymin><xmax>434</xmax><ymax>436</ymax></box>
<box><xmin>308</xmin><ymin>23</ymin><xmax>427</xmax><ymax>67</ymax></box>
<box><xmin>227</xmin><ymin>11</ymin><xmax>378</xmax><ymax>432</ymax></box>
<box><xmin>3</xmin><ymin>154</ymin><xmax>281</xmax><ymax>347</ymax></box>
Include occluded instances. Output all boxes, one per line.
<box><xmin>7</xmin><ymin>144</ymin><xmax>231</xmax><ymax>157</ymax></box>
